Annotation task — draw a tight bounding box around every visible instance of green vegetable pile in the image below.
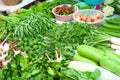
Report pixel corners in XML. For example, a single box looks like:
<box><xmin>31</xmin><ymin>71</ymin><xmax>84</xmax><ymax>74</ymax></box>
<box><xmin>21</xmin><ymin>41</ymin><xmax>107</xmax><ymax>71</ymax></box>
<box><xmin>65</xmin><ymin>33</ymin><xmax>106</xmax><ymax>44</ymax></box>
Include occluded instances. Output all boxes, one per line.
<box><xmin>0</xmin><ymin>53</ymin><xmax>100</xmax><ymax>80</ymax></box>
<box><xmin>1</xmin><ymin>0</ymin><xmax>120</xmax><ymax>79</ymax></box>
<box><xmin>0</xmin><ymin>13</ymin><xmax>56</xmax><ymax>39</ymax></box>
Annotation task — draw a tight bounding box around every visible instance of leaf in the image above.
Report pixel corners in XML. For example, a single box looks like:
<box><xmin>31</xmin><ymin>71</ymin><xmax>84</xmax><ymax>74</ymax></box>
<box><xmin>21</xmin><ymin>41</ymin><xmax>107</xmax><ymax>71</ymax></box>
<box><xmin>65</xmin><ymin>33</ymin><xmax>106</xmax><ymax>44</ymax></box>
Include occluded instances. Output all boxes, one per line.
<box><xmin>10</xmin><ymin>60</ymin><xmax>17</xmax><ymax>69</ymax></box>
<box><xmin>61</xmin><ymin>68</ymin><xmax>82</xmax><ymax>80</ymax></box>
<box><xmin>90</xmin><ymin>69</ymin><xmax>101</xmax><ymax>80</ymax></box>
<box><xmin>37</xmin><ymin>73</ymin><xmax>42</xmax><ymax>80</ymax></box>
<box><xmin>12</xmin><ymin>70</ymin><xmax>18</xmax><ymax>77</ymax></box>
<box><xmin>21</xmin><ymin>71</ymin><xmax>31</xmax><ymax>79</ymax></box>
<box><xmin>31</xmin><ymin>69</ymin><xmax>40</xmax><ymax>75</ymax></box>
<box><xmin>26</xmin><ymin>73</ymin><xmax>32</xmax><ymax>79</ymax></box>
<box><xmin>20</xmin><ymin>56</ymin><xmax>28</xmax><ymax>70</ymax></box>
<box><xmin>0</xmin><ymin>70</ymin><xmax>4</xmax><ymax>79</ymax></box>
<box><xmin>47</xmin><ymin>67</ymin><xmax>56</xmax><ymax>77</ymax></box>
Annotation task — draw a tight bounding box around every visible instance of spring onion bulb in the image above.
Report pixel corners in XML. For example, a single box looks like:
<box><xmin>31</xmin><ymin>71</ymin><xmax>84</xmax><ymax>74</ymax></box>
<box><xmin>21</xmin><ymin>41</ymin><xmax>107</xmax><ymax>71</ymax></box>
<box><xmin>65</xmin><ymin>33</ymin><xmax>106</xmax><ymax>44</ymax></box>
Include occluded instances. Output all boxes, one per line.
<box><xmin>111</xmin><ymin>44</ymin><xmax>120</xmax><ymax>50</ymax></box>
<box><xmin>115</xmin><ymin>50</ymin><xmax>120</xmax><ymax>55</ymax></box>
<box><xmin>110</xmin><ymin>37</ymin><xmax>120</xmax><ymax>45</ymax></box>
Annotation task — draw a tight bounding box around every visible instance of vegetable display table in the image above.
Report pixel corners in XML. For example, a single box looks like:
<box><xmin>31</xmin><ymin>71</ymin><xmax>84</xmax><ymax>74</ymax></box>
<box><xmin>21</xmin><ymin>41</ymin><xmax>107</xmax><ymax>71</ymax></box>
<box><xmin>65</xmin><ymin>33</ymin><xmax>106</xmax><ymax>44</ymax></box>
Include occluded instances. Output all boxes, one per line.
<box><xmin>0</xmin><ymin>0</ymin><xmax>35</xmax><ymax>14</ymax></box>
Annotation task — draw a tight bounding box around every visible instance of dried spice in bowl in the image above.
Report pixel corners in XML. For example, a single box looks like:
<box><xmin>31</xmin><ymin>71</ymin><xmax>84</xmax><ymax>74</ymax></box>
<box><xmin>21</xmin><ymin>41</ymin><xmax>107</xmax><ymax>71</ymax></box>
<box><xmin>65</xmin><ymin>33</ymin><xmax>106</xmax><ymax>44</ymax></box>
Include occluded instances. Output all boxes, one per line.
<box><xmin>52</xmin><ymin>4</ymin><xmax>78</xmax><ymax>22</ymax></box>
<box><xmin>55</xmin><ymin>5</ymin><xmax>74</xmax><ymax>15</ymax></box>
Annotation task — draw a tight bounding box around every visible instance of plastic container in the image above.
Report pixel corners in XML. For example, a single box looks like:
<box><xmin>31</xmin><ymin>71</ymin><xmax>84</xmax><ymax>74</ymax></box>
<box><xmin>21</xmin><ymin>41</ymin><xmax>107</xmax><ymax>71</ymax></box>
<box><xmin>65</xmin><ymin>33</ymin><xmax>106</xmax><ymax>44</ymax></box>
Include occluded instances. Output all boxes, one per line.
<box><xmin>2</xmin><ymin>0</ymin><xmax>22</xmax><ymax>6</ymax></box>
<box><xmin>52</xmin><ymin>4</ymin><xmax>78</xmax><ymax>22</ymax></box>
<box><xmin>73</xmin><ymin>9</ymin><xmax>105</xmax><ymax>26</ymax></box>
<box><xmin>74</xmin><ymin>2</ymin><xmax>96</xmax><ymax>10</ymax></box>
<box><xmin>84</xmin><ymin>0</ymin><xmax>105</xmax><ymax>6</ymax></box>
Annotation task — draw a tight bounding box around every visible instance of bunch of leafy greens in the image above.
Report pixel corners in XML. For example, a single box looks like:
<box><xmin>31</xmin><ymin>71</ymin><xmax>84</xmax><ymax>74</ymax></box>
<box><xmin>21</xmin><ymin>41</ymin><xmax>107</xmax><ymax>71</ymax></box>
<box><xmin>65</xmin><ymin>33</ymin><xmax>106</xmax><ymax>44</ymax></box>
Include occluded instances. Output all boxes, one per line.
<box><xmin>60</xmin><ymin>68</ymin><xmax>100</xmax><ymax>80</ymax></box>
<box><xmin>0</xmin><ymin>12</ymin><xmax>56</xmax><ymax>39</ymax></box>
<box><xmin>0</xmin><ymin>53</ymin><xmax>100</xmax><ymax>80</ymax></box>
<box><xmin>13</xmin><ymin>12</ymin><xmax>56</xmax><ymax>38</ymax></box>
<box><xmin>47</xmin><ymin>22</ymin><xmax>98</xmax><ymax>49</ymax></box>
<box><xmin>46</xmin><ymin>22</ymin><xmax>112</xmax><ymax>50</ymax></box>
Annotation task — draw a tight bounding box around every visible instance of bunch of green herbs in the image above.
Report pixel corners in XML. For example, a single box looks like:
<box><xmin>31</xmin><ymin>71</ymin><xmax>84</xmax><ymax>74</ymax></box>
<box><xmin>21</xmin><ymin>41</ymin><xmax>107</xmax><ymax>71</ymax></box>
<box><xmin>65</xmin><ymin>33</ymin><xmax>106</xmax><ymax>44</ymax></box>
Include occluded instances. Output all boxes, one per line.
<box><xmin>0</xmin><ymin>51</ymin><xmax>100</xmax><ymax>80</ymax></box>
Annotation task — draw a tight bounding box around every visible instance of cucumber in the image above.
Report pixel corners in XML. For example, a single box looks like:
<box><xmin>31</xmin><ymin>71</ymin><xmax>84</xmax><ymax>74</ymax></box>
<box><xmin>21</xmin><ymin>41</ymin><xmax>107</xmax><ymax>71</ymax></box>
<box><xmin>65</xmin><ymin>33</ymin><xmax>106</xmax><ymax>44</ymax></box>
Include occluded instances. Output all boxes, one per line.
<box><xmin>77</xmin><ymin>45</ymin><xmax>104</xmax><ymax>62</ymax></box>
<box><xmin>105</xmin><ymin>50</ymin><xmax>120</xmax><ymax>62</ymax></box>
<box><xmin>100</xmin><ymin>56</ymin><xmax>120</xmax><ymax>76</ymax></box>
<box><xmin>73</xmin><ymin>54</ymin><xmax>98</xmax><ymax>65</ymax></box>
<box><xmin>102</xmin><ymin>23</ymin><xmax>120</xmax><ymax>30</ymax></box>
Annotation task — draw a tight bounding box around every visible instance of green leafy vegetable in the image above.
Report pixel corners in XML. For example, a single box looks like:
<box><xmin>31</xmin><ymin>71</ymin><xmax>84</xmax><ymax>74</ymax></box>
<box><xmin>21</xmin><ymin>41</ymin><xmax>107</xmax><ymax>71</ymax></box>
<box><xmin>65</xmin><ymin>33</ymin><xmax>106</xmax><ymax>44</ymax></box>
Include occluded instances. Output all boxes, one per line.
<box><xmin>60</xmin><ymin>68</ymin><xmax>101</xmax><ymax>80</ymax></box>
<box><xmin>13</xmin><ymin>13</ymin><xmax>56</xmax><ymax>38</ymax></box>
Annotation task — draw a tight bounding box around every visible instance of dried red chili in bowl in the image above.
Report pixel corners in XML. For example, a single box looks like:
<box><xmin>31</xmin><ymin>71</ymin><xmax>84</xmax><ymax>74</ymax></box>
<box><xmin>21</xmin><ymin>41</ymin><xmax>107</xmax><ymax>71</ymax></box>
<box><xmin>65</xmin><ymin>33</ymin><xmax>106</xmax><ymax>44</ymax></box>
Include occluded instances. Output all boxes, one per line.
<box><xmin>52</xmin><ymin>4</ymin><xmax>78</xmax><ymax>22</ymax></box>
<box><xmin>55</xmin><ymin>5</ymin><xmax>74</xmax><ymax>15</ymax></box>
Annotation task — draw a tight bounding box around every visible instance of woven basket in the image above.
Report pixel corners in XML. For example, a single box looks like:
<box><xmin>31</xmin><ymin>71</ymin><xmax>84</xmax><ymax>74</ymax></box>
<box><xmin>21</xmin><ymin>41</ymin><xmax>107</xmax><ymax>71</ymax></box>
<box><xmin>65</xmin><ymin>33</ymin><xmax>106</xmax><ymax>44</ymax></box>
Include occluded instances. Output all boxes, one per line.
<box><xmin>84</xmin><ymin>0</ymin><xmax>105</xmax><ymax>5</ymax></box>
<box><xmin>2</xmin><ymin>0</ymin><xmax>22</xmax><ymax>6</ymax></box>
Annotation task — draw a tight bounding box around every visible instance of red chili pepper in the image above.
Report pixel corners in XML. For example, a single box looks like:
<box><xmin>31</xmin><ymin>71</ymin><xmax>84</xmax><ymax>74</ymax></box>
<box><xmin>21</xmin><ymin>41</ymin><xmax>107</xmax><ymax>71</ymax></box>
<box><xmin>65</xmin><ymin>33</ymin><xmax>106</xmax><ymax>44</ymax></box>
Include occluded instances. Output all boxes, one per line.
<box><xmin>56</xmin><ymin>7</ymin><xmax>63</xmax><ymax>14</ymax></box>
<box><xmin>56</xmin><ymin>5</ymin><xmax>74</xmax><ymax>15</ymax></box>
<box><xmin>63</xmin><ymin>7</ymin><xmax>67</xmax><ymax>13</ymax></box>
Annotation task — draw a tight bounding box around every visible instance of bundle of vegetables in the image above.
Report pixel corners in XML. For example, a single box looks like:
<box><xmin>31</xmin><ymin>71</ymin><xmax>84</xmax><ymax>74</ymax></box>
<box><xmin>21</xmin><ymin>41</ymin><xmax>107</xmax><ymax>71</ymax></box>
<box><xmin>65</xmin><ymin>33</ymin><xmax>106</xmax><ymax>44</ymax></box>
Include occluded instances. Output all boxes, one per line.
<box><xmin>99</xmin><ymin>22</ymin><xmax>120</xmax><ymax>38</ymax></box>
<box><xmin>46</xmin><ymin>21</ymin><xmax>119</xmax><ymax>51</ymax></box>
<box><xmin>0</xmin><ymin>14</ymin><xmax>20</xmax><ymax>33</ymax></box>
<box><xmin>47</xmin><ymin>22</ymin><xmax>102</xmax><ymax>49</ymax></box>
<box><xmin>0</xmin><ymin>12</ymin><xmax>56</xmax><ymax>39</ymax></box>
<box><xmin>100</xmin><ymin>17</ymin><xmax>120</xmax><ymax>37</ymax></box>
<box><xmin>76</xmin><ymin>16</ymin><xmax>120</xmax><ymax>51</ymax></box>
<box><xmin>75</xmin><ymin>45</ymin><xmax>120</xmax><ymax>76</ymax></box>
<box><xmin>14</xmin><ymin>12</ymin><xmax>56</xmax><ymax>38</ymax></box>
<box><xmin>97</xmin><ymin>17</ymin><xmax>120</xmax><ymax>51</ymax></box>
<box><xmin>110</xmin><ymin>37</ymin><xmax>120</xmax><ymax>55</ymax></box>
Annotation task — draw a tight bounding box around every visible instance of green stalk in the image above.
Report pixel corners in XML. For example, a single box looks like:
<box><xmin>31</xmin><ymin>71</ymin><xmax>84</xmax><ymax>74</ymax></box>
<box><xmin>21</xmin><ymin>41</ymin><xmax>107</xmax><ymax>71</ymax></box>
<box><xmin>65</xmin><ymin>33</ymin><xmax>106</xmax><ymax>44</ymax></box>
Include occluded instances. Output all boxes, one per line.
<box><xmin>87</xmin><ymin>33</ymin><xmax>111</xmax><ymax>46</ymax></box>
